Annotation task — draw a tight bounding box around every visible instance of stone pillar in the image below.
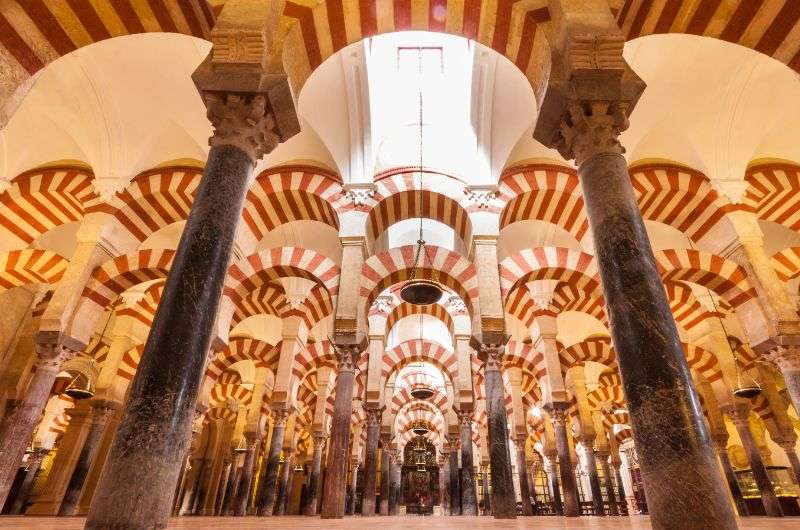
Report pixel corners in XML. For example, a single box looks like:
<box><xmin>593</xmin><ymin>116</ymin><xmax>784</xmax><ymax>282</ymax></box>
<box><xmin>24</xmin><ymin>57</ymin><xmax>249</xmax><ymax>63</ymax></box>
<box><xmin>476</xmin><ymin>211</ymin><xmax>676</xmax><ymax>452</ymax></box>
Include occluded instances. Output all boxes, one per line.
<box><xmin>728</xmin><ymin>405</ymin><xmax>782</xmax><ymax>516</ymax></box>
<box><xmin>549</xmin><ymin>405</ymin><xmax>579</xmax><ymax>517</ymax></box>
<box><xmin>221</xmin><ymin>457</ymin><xmax>239</xmax><ymax>515</ymax></box>
<box><xmin>439</xmin><ymin>451</ymin><xmax>450</xmax><ymax>514</ymax></box>
<box><xmin>347</xmin><ymin>459</ymin><xmax>359</xmax><ymax>515</ymax></box>
<box><xmin>447</xmin><ymin>437</ymin><xmax>460</xmax><ymax>515</ymax></box>
<box><xmin>257</xmin><ymin>408</ymin><xmax>289</xmax><ymax>515</ymax></box>
<box><xmin>457</xmin><ymin>411</ymin><xmax>478</xmax><ymax>516</ymax></box>
<box><xmin>379</xmin><ymin>434</ymin><xmax>391</xmax><ymax>515</ymax></box>
<box><xmin>233</xmin><ymin>433</ymin><xmax>259</xmax><ymax>516</ymax></box>
<box><xmin>582</xmin><ymin>441</ymin><xmax>605</xmax><ymax>516</ymax></box>
<box><xmin>597</xmin><ymin>452</ymin><xmax>618</xmax><ymax>516</ymax></box>
<box><xmin>303</xmin><ymin>433</ymin><xmax>326</xmax><ymax>515</ymax></box>
<box><xmin>536</xmin><ymin>83</ymin><xmax>737</xmax><ymax>527</ymax></box>
<box><xmin>389</xmin><ymin>450</ymin><xmax>401</xmax><ymax>515</ymax></box>
<box><xmin>715</xmin><ymin>438</ymin><xmax>748</xmax><ymax>516</ymax></box>
<box><xmin>8</xmin><ymin>448</ymin><xmax>48</xmax><ymax>514</ymax></box>
<box><xmin>360</xmin><ymin>407</ymin><xmax>381</xmax><ymax>515</ymax></box>
<box><xmin>58</xmin><ymin>400</ymin><xmax>116</xmax><ymax>515</ymax></box>
<box><xmin>513</xmin><ymin>438</ymin><xmax>533</xmax><ymax>516</ymax></box>
<box><xmin>480</xmin><ymin>463</ymin><xmax>490</xmax><ymax>515</ymax></box>
<box><xmin>473</xmin><ymin>342</ymin><xmax>516</xmax><ymax>519</ymax></box>
<box><xmin>767</xmin><ymin>348</ymin><xmax>800</xmax><ymax>420</ymax></box>
<box><xmin>546</xmin><ymin>458</ymin><xmax>563</xmax><ymax>515</ymax></box>
<box><xmin>320</xmin><ymin>343</ymin><xmax>361</xmax><ymax>519</ymax></box>
<box><xmin>0</xmin><ymin>345</ymin><xmax>76</xmax><ymax>507</ymax></box>
<box><xmin>85</xmin><ymin>86</ymin><xmax>293</xmax><ymax>528</ymax></box>
<box><xmin>778</xmin><ymin>439</ymin><xmax>800</xmax><ymax>485</ymax></box>
<box><xmin>275</xmin><ymin>452</ymin><xmax>293</xmax><ymax>515</ymax></box>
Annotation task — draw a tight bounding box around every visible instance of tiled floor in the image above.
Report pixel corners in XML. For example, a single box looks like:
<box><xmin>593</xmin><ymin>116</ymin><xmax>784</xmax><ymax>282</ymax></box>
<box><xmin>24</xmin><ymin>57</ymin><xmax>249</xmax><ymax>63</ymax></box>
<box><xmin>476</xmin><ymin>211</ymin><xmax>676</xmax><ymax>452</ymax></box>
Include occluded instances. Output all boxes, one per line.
<box><xmin>0</xmin><ymin>516</ymin><xmax>796</xmax><ymax>529</ymax></box>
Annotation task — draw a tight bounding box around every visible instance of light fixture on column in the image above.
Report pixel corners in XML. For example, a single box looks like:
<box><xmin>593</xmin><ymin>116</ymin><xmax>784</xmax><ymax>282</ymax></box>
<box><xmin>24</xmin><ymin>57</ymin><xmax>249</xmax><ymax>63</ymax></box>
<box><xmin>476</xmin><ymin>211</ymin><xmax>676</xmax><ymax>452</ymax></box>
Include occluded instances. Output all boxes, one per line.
<box><xmin>399</xmin><ymin>49</ymin><xmax>442</xmax><ymax>307</ymax></box>
<box><xmin>63</xmin><ymin>371</ymin><xmax>95</xmax><ymax>400</ymax></box>
<box><xmin>234</xmin><ymin>436</ymin><xmax>247</xmax><ymax>453</ymax></box>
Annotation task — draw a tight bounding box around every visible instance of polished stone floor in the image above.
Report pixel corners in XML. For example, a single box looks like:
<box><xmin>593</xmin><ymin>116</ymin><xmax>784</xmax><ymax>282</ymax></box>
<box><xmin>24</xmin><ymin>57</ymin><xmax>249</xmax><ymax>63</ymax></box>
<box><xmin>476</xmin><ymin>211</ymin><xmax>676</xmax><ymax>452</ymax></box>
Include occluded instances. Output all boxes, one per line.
<box><xmin>0</xmin><ymin>516</ymin><xmax>797</xmax><ymax>529</ymax></box>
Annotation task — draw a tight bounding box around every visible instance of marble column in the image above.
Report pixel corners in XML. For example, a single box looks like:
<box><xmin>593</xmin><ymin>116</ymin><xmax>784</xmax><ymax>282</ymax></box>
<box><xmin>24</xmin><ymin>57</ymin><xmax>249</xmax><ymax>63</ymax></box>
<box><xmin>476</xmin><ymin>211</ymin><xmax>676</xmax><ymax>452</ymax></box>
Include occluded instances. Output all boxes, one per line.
<box><xmin>550</xmin><ymin>406</ymin><xmax>579</xmax><ymax>517</ymax></box>
<box><xmin>303</xmin><ymin>434</ymin><xmax>326</xmax><ymax>515</ymax></box>
<box><xmin>379</xmin><ymin>435</ymin><xmax>391</xmax><ymax>515</ymax></box>
<box><xmin>513</xmin><ymin>438</ymin><xmax>533</xmax><ymax>516</ymax></box>
<box><xmin>0</xmin><ymin>345</ymin><xmax>75</xmax><ymax>507</ymax></box>
<box><xmin>320</xmin><ymin>343</ymin><xmax>360</xmax><ymax>519</ymax></box>
<box><xmin>257</xmin><ymin>409</ymin><xmax>289</xmax><ymax>515</ymax></box>
<box><xmin>729</xmin><ymin>405</ymin><xmax>782</xmax><ymax>516</ymax></box>
<box><xmin>360</xmin><ymin>407</ymin><xmax>381</xmax><ymax>515</ymax></box>
<box><xmin>439</xmin><ymin>452</ymin><xmax>450</xmax><ymax>514</ymax></box>
<box><xmin>275</xmin><ymin>453</ymin><xmax>293</xmax><ymax>515</ymax></box>
<box><xmin>221</xmin><ymin>459</ymin><xmax>240</xmax><ymax>515</ymax></box>
<box><xmin>457</xmin><ymin>411</ymin><xmax>478</xmax><ymax>516</ymax></box>
<box><xmin>389</xmin><ymin>451</ymin><xmax>401</xmax><ymax>515</ymax></box>
<box><xmin>552</xmin><ymin>100</ymin><xmax>737</xmax><ymax>529</ymax></box>
<box><xmin>447</xmin><ymin>437</ymin><xmax>460</xmax><ymax>515</ymax></box>
<box><xmin>8</xmin><ymin>448</ymin><xmax>48</xmax><ymax>514</ymax></box>
<box><xmin>214</xmin><ymin>459</ymin><xmax>232</xmax><ymax>514</ymax></box>
<box><xmin>480</xmin><ymin>464</ymin><xmax>490</xmax><ymax>515</ymax></box>
<box><xmin>58</xmin><ymin>400</ymin><xmax>116</xmax><ymax>515</ymax></box>
<box><xmin>582</xmin><ymin>442</ymin><xmax>605</xmax><ymax>516</ymax></box>
<box><xmin>767</xmin><ymin>348</ymin><xmax>800</xmax><ymax>416</ymax></box>
<box><xmin>715</xmin><ymin>440</ymin><xmax>748</xmax><ymax>516</ymax></box>
<box><xmin>233</xmin><ymin>434</ymin><xmax>259</xmax><ymax>516</ymax></box>
<box><xmin>475</xmin><ymin>342</ymin><xmax>516</xmax><ymax>518</ymax></box>
<box><xmin>612</xmin><ymin>463</ymin><xmax>627</xmax><ymax>512</ymax></box>
<box><xmin>597</xmin><ymin>453</ymin><xmax>619</xmax><ymax>516</ymax></box>
<box><xmin>778</xmin><ymin>439</ymin><xmax>800</xmax><ymax>486</ymax></box>
<box><xmin>85</xmin><ymin>92</ymin><xmax>287</xmax><ymax>529</ymax></box>
<box><xmin>346</xmin><ymin>460</ymin><xmax>359</xmax><ymax>515</ymax></box>
<box><xmin>546</xmin><ymin>459</ymin><xmax>563</xmax><ymax>515</ymax></box>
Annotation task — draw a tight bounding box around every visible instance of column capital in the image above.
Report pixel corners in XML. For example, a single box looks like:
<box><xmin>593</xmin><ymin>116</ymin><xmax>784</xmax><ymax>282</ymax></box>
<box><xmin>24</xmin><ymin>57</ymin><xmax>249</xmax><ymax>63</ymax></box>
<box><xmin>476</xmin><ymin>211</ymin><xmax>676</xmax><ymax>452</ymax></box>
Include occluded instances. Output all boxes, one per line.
<box><xmin>202</xmin><ymin>92</ymin><xmax>282</xmax><ymax>163</ymax></box>
<box><xmin>546</xmin><ymin>402</ymin><xmax>570</xmax><ymax>425</ymax></box>
<box><xmin>333</xmin><ymin>338</ymin><xmax>366</xmax><ymax>373</ymax></box>
<box><xmin>312</xmin><ymin>433</ymin><xmax>328</xmax><ymax>450</ymax></box>
<box><xmin>557</xmin><ymin>101</ymin><xmax>629</xmax><ymax>166</ymax></box>
<box><xmin>723</xmin><ymin>403</ymin><xmax>751</xmax><ymax>426</ymax></box>
<box><xmin>270</xmin><ymin>405</ymin><xmax>291</xmax><ymax>426</ymax></box>
<box><xmin>34</xmin><ymin>342</ymin><xmax>78</xmax><ymax>369</ymax></box>
<box><xmin>364</xmin><ymin>406</ymin><xmax>382</xmax><ymax>427</ymax></box>
<box><xmin>471</xmin><ymin>339</ymin><xmax>507</xmax><ymax>372</ymax></box>
<box><xmin>456</xmin><ymin>410</ymin><xmax>473</xmax><ymax>427</ymax></box>
<box><xmin>765</xmin><ymin>345</ymin><xmax>800</xmax><ymax>373</ymax></box>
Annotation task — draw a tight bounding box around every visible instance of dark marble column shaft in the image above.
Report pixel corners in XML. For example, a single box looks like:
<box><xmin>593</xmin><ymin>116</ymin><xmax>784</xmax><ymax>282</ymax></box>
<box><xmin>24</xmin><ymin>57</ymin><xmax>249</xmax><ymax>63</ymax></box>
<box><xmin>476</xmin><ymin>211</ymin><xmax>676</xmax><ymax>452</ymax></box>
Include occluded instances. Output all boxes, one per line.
<box><xmin>257</xmin><ymin>411</ymin><xmax>288</xmax><ymax>515</ymax></box>
<box><xmin>379</xmin><ymin>437</ymin><xmax>390</xmax><ymax>515</ymax></box>
<box><xmin>480</xmin><ymin>464</ymin><xmax>490</xmax><ymax>515</ymax></box>
<box><xmin>448</xmin><ymin>441</ymin><xmax>460</xmax><ymax>515</ymax></box>
<box><xmin>730</xmin><ymin>407</ymin><xmax>782</xmax><ymax>517</ymax></box>
<box><xmin>574</xmin><ymin>132</ymin><xmax>738</xmax><ymax>529</ymax></box>
<box><xmin>388</xmin><ymin>452</ymin><xmax>400</xmax><ymax>515</ymax></box>
<box><xmin>59</xmin><ymin>401</ymin><xmax>115</xmax><ymax>515</ymax></box>
<box><xmin>275</xmin><ymin>454</ymin><xmax>293</xmax><ymax>515</ymax></box>
<box><xmin>360</xmin><ymin>408</ymin><xmax>380</xmax><ymax>515</ymax></box>
<box><xmin>514</xmin><ymin>439</ymin><xmax>533</xmax><ymax>516</ymax></box>
<box><xmin>84</xmin><ymin>137</ymin><xmax>261</xmax><ymax>529</ymax></box>
<box><xmin>214</xmin><ymin>460</ymin><xmax>232</xmax><ymax>515</ymax></box>
<box><xmin>233</xmin><ymin>435</ymin><xmax>259</xmax><ymax>516</ymax></box>
<box><xmin>458</xmin><ymin>413</ymin><xmax>478</xmax><ymax>516</ymax></box>
<box><xmin>547</xmin><ymin>460</ymin><xmax>564</xmax><ymax>515</ymax></box>
<box><xmin>9</xmin><ymin>448</ymin><xmax>48</xmax><ymax>514</ymax></box>
<box><xmin>613</xmin><ymin>464</ymin><xmax>626</xmax><ymax>510</ymax></box>
<box><xmin>479</xmin><ymin>344</ymin><xmax>516</xmax><ymax>519</ymax></box>
<box><xmin>0</xmin><ymin>347</ymin><xmax>74</xmax><ymax>507</ymax></box>
<box><xmin>320</xmin><ymin>345</ymin><xmax>358</xmax><ymax>519</ymax></box>
<box><xmin>780</xmin><ymin>442</ymin><xmax>800</xmax><ymax>486</ymax></box>
<box><xmin>439</xmin><ymin>454</ymin><xmax>450</xmax><ymax>514</ymax></box>
<box><xmin>598</xmin><ymin>455</ymin><xmax>619</xmax><ymax>516</ymax></box>
<box><xmin>346</xmin><ymin>462</ymin><xmax>359</xmax><ymax>515</ymax></box>
<box><xmin>551</xmin><ymin>409</ymin><xmax>579</xmax><ymax>517</ymax></box>
<box><xmin>583</xmin><ymin>443</ymin><xmax>605</xmax><ymax>516</ymax></box>
<box><xmin>303</xmin><ymin>434</ymin><xmax>326</xmax><ymax>515</ymax></box>
<box><xmin>717</xmin><ymin>445</ymin><xmax>748</xmax><ymax>516</ymax></box>
<box><xmin>222</xmin><ymin>460</ymin><xmax>240</xmax><ymax>515</ymax></box>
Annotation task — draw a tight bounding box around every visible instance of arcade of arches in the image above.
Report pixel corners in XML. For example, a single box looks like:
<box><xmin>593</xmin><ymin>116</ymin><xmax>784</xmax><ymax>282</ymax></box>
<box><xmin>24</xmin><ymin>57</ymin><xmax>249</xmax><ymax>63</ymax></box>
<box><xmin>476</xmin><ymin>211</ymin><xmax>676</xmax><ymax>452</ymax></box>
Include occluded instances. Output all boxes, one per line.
<box><xmin>2</xmin><ymin>1</ymin><xmax>800</xmax><ymax>529</ymax></box>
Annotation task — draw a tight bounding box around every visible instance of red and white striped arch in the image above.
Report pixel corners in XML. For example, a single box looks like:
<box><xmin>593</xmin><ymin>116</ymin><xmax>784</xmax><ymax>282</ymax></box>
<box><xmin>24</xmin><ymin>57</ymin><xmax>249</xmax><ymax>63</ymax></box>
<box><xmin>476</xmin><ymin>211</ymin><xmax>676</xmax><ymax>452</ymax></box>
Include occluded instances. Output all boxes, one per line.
<box><xmin>209</xmin><ymin>382</ymin><xmax>253</xmax><ymax>408</ymax></box>
<box><xmin>293</xmin><ymin>340</ymin><xmax>338</xmax><ymax>382</ymax></box>
<box><xmin>0</xmin><ymin>249</ymin><xmax>68</xmax><ymax>291</ymax></box>
<box><xmin>498</xmin><ymin>165</ymin><xmax>589</xmax><ymax>243</ymax></box>
<box><xmin>205</xmin><ymin>338</ymin><xmax>280</xmax><ymax>383</ymax></box>
<box><xmin>365</xmin><ymin>189</ymin><xmax>472</xmax><ymax>249</ymax></box>
<box><xmin>559</xmin><ymin>336</ymin><xmax>616</xmax><ymax>374</ymax></box>
<box><xmin>771</xmin><ymin>246</ymin><xmax>800</xmax><ymax>282</ymax></box>
<box><xmin>0</xmin><ymin>167</ymin><xmax>96</xmax><ymax>247</ymax></box>
<box><xmin>80</xmin><ymin>249</ymin><xmax>175</xmax><ymax>309</ymax></box>
<box><xmin>384</xmin><ymin>301</ymin><xmax>455</xmax><ymax>337</ymax></box>
<box><xmin>382</xmin><ymin>339</ymin><xmax>457</xmax><ymax>384</ymax></box>
<box><xmin>87</xmin><ymin>167</ymin><xmax>201</xmax><ymax>245</ymax></box>
<box><xmin>360</xmin><ymin>245</ymin><xmax>478</xmax><ymax>316</ymax></box>
<box><xmin>115</xmin><ymin>281</ymin><xmax>164</xmax><ymax>328</ymax></box>
<box><xmin>630</xmin><ymin>164</ymin><xmax>735</xmax><ymax>243</ymax></box>
<box><xmin>390</xmin><ymin>386</ymin><xmax>450</xmax><ymax>418</ymax></box>
<box><xmin>683</xmin><ymin>343</ymin><xmax>723</xmax><ymax>384</ymax></box>
<box><xmin>395</xmin><ymin>403</ymin><xmax>445</xmax><ymax>445</ymax></box>
<box><xmin>664</xmin><ymin>281</ymin><xmax>713</xmax><ymax>331</ymax></box>
<box><xmin>204</xmin><ymin>406</ymin><xmax>238</xmax><ymax>425</ymax></box>
<box><xmin>224</xmin><ymin>247</ymin><xmax>340</xmax><ymax>308</ymax></box>
<box><xmin>655</xmin><ymin>249</ymin><xmax>756</xmax><ymax>308</ymax></box>
<box><xmin>504</xmin><ymin>340</ymin><xmax>546</xmax><ymax>381</ymax></box>
<box><xmin>504</xmin><ymin>282</ymin><xmax>606</xmax><ymax>329</ymax></box>
<box><xmin>241</xmin><ymin>166</ymin><xmax>344</xmax><ymax>247</ymax></box>
<box><xmin>117</xmin><ymin>344</ymin><xmax>144</xmax><ymax>381</ymax></box>
<box><xmin>231</xmin><ymin>284</ymin><xmax>288</xmax><ymax>325</ymax></box>
<box><xmin>499</xmin><ymin>247</ymin><xmax>599</xmax><ymax>298</ymax></box>
<box><xmin>744</xmin><ymin>164</ymin><xmax>800</xmax><ymax>231</ymax></box>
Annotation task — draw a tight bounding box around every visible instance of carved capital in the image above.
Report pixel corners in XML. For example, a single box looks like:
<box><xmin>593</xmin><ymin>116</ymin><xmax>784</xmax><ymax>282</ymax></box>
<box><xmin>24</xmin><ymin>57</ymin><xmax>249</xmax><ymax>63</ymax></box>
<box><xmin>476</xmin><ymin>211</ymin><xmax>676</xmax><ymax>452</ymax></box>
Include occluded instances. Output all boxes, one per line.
<box><xmin>765</xmin><ymin>345</ymin><xmax>800</xmax><ymax>373</ymax></box>
<box><xmin>475</xmin><ymin>342</ymin><xmax>506</xmax><ymax>372</ymax></box>
<box><xmin>333</xmin><ymin>340</ymin><xmax>364</xmax><ymax>374</ymax></box>
<box><xmin>557</xmin><ymin>101</ymin><xmax>628</xmax><ymax>166</ymax></box>
<box><xmin>457</xmin><ymin>410</ymin><xmax>473</xmax><ymax>428</ymax></box>
<box><xmin>204</xmin><ymin>92</ymin><xmax>280</xmax><ymax>162</ymax></box>
<box><xmin>312</xmin><ymin>433</ymin><xmax>328</xmax><ymax>451</ymax></box>
<box><xmin>547</xmin><ymin>402</ymin><xmax>569</xmax><ymax>425</ymax></box>
<box><xmin>270</xmin><ymin>406</ymin><xmax>290</xmax><ymax>427</ymax></box>
<box><xmin>725</xmin><ymin>404</ymin><xmax>751</xmax><ymax>426</ymax></box>
<box><xmin>34</xmin><ymin>343</ymin><xmax>77</xmax><ymax>370</ymax></box>
<box><xmin>364</xmin><ymin>407</ymin><xmax>382</xmax><ymax>427</ymax></box>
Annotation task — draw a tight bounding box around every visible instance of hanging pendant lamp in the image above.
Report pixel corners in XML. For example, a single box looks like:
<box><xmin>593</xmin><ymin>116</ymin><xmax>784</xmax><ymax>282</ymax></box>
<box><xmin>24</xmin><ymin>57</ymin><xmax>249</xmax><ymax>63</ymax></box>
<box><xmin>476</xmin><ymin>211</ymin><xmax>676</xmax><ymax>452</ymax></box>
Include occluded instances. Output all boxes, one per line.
<box><xmin>64</xmin><ymin>372</ymin><xmax>95</xmax><ymax>400</ymax></box>
<box><xmin>399</xmin><ymin>50</ymin><xmax>442</xmax><ymax>306</ymax></box>
<box><xmin>730</xmin><ymin>336</ymin><xmax>762</xmax><ymax>399</ymax></box>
